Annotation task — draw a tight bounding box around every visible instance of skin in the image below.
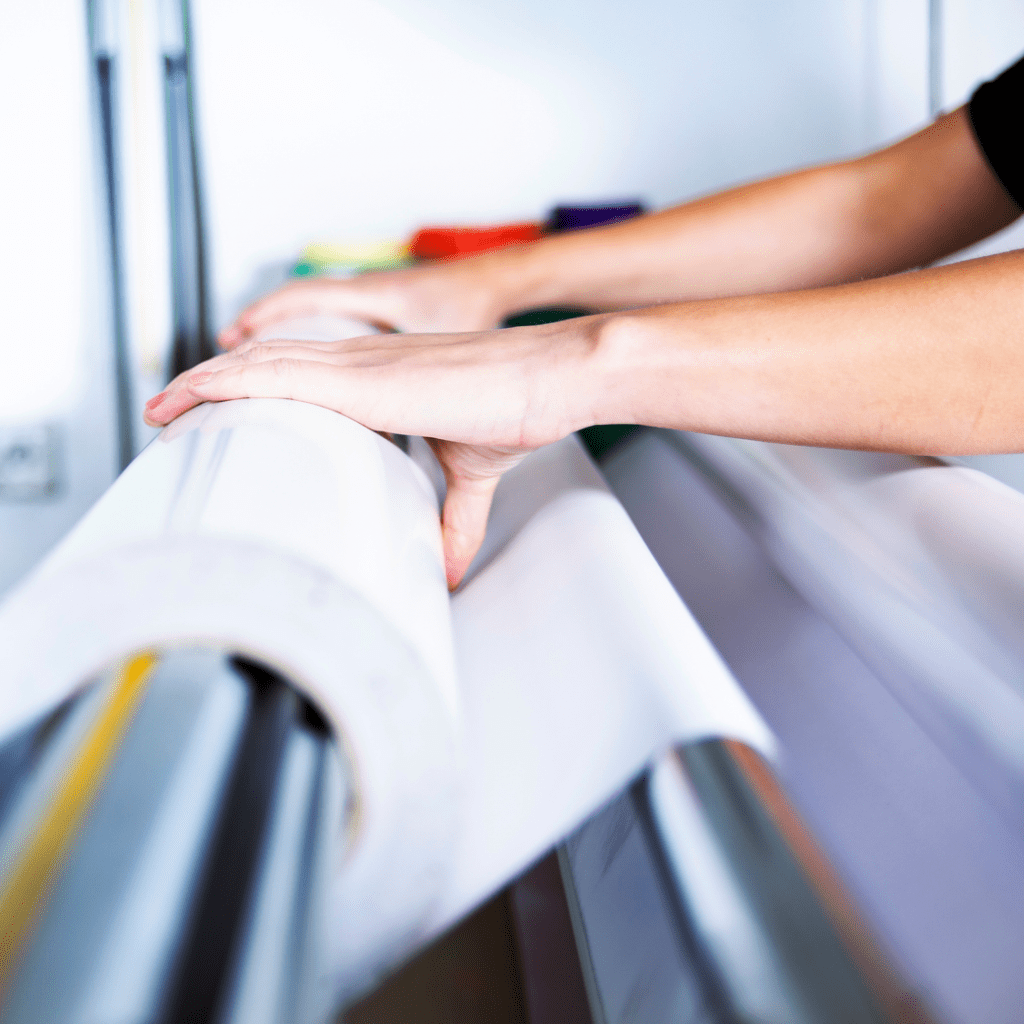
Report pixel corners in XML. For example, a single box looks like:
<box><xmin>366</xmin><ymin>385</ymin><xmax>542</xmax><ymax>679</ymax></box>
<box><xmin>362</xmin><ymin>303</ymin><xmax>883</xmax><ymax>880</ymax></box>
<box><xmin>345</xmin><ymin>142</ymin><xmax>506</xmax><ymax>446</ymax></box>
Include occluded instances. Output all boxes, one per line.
<box><xmin>145</xmin><ymin>106</ymin><xmax>1022</xmax><ymax>588</ymax></box>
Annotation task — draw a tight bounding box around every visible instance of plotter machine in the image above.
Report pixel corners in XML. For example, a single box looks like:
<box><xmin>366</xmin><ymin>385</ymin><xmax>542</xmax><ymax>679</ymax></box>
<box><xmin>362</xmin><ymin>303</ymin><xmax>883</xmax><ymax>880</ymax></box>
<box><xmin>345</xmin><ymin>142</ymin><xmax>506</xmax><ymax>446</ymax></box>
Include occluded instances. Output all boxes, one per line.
<box><xmin>3</xmin><ymin>1</ymin><xmax>1024</xmax><ymax>1018</ymax></box>
<box><xmin>1</xmin><ymin>314</ymin><xmax>1023</xmax><ymax>1024</ymax></box>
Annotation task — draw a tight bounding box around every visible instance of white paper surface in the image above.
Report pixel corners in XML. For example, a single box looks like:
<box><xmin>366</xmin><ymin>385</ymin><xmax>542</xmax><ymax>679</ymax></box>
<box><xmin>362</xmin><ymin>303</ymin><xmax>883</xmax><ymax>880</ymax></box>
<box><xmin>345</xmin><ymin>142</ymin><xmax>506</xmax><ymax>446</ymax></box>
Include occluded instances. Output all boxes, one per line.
<box><xmin>0</xmin><ymin>314</ymin><xmax>774</xmax><ymax>997</ymax></box>
<box><xmin>423</xmin><ymin>435</ymin><xmax>774</xmax><ymax>937</ymax></box>
<box><xmin>0</xmin><ymin>397</ymin><xmax>462</xmax><ymax>991</ymax></box>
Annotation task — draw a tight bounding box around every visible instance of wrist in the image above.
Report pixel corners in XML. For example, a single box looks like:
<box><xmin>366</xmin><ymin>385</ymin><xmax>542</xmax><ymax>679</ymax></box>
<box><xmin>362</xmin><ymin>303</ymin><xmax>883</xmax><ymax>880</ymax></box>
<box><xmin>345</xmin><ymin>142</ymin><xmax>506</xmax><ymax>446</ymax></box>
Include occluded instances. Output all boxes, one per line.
<box><xmin>457</xmin><ymin>240</ymin><xmax>561</xmax><ymax>324</ymax></box>
<box><xmin>585</xmin><ymin>306</ymin><xmax>713</xmax><ymax>432</ymax></box>
<box><xmin>554</xmin><ymin>311</ymin><xmax>655</xmax><ymax>433</ymax></box>
<box><xmin>586</xmin><ymin>311</ymin><xmax>657</xmax><ymax>427</ymax></box>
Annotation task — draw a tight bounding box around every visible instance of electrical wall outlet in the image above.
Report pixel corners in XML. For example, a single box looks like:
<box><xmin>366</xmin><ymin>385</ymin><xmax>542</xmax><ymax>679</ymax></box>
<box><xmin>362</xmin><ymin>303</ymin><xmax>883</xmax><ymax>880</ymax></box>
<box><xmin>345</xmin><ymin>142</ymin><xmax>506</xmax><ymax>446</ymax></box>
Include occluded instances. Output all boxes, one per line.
<box><xmin>0</xmin><ymin>424</ymin><xmax>63</xmax><ymax>501</ymax></box>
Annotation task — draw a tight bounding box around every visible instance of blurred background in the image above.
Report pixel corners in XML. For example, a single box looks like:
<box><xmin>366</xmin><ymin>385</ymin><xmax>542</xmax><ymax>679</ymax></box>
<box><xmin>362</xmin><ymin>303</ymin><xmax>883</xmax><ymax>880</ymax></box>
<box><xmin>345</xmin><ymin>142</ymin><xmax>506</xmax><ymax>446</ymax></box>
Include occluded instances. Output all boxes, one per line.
<box><xmin>5</xmin><ymin>7</ymin><xmax>1024</xmax><ymax>1024</ymax></box>
<box><xmin>3</xmin><ymin>0</ymin><xmax>1024</xmax><ymax>598</ymax></box>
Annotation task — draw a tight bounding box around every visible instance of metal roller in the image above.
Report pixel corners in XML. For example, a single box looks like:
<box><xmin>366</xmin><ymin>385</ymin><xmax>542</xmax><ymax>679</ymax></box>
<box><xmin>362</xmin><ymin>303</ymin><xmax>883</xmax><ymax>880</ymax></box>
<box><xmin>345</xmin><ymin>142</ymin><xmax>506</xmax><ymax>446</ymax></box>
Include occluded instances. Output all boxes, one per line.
<box><xmin>559</xmin><ymin>739</ymin><xmax>936</xmax><ymax>1024</ymax></box>
<box><xmin>0</xmin><ymin>649</ymin><xmax>344</xmax><ymax>1024</ymax></box>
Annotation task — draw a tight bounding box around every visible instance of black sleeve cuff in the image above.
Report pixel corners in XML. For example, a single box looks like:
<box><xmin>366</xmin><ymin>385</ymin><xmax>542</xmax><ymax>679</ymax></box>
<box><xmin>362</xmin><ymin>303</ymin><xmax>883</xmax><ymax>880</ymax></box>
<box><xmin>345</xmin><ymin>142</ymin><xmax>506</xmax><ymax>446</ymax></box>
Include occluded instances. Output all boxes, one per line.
<box><xmin>968</xmin><ymin>54</ymin><xmax>1024</xmax><ymax>209</ymax></box>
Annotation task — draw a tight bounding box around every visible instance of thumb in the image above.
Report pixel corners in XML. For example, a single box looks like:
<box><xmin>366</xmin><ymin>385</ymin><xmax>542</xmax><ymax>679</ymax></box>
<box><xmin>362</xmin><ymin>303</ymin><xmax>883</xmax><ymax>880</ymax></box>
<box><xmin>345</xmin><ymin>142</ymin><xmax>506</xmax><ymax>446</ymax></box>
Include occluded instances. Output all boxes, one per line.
<box><xmin>440</xmin><ymin>473</ymin><xmax>500</xmax><ymax>591</ymax></box>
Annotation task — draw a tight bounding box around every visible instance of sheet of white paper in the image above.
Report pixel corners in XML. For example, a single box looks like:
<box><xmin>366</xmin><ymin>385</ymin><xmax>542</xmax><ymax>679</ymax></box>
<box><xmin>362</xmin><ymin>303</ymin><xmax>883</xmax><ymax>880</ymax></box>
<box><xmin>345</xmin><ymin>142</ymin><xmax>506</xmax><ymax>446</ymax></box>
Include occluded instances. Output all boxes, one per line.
<box><xmin>421</xmin><ymin>435</ymin><xmax>774</xmax><ymax>937</ymax></box>
<box><xmin>0</xmin><ymin>398</ymin><xmax>462</xmax><ymax>993</ymax></box>
<box><xmin>0</xmin><ymin>310</ymin><xmax>774</xmax><ymax>996</ymax></box>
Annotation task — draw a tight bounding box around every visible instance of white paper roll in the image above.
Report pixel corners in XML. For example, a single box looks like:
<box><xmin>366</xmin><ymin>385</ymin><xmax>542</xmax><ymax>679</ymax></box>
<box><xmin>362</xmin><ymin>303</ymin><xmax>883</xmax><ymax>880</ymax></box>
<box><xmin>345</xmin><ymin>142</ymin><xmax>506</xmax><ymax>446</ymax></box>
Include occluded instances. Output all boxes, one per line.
<box><xmin>422</xmin><ymin>434</ymin><xmax>775</xmax><ymax>940</ymax></box>
<box><xmin>0</xmin><ymin>396</ymin><xmax>461</xmax><ymax>989</ymax></box>
<box><xmin>0</xmin><ymin>314</ymin><xmax>775</xmax><ymax>999</ymax></box>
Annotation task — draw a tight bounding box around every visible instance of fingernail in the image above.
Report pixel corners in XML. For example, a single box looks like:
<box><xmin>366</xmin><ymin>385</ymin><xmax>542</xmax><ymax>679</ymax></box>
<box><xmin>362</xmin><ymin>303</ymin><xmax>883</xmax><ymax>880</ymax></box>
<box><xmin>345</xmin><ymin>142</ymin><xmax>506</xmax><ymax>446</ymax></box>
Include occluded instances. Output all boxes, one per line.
<box><xmin>145</xmin><ymin>391</ymin><xmax>167</xmax><ymax>410</ymax></box>
<box><xmin>189</xmin><ymin>372</ymin><xmax>212</xmax><ymax>387</ymax></box>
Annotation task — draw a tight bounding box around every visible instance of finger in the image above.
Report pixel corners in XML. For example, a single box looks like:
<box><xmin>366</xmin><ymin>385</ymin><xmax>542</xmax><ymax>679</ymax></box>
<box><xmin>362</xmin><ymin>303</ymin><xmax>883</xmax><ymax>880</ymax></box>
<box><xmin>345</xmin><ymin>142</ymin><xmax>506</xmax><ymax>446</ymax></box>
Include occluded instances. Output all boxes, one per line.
<box><xmin>142</xmin><ymin>361</ymin><xmax>364</xmax><ymax>426</ymax></box>
<box><xmin>143</xmin><ymin>359</ymin><xmax>245</xmax><ymax>427</ymax></box>
<box><xmin>231</xmin><ymin>337</ymin><xmax>348</xmax><ymax>365</ymax></box>
<box><xmin>142</xmin><ymin>348</ymin><xmax>248</xmax><ymax>425</ymax></box>
<box><xmin>182</xmin><ymin>358</ymin><xmax>354</xmax><ymax>416</ymax></box>
<box><xmin>219</xmin><ymin>282</ymin><xmax>337</xmax><ymax>348</ymax></box>
<box><xmin>220</xmin><ymin>277</ymin><xmax>402</xmax><ymax>349</ymax></box>
<box><xmin>146</xmin><ymin>333</ymin><xmax>445</xmax><ymax>428</ymax></box>
<box><xmin>439</xmin><ymin>473</ymin><xmax>500</xmax><ymax>591</ymax></box>
<box><xmin>143</xmin><ymin>380</ymin><xmax>205</xmax><ymax>425</ymax></box>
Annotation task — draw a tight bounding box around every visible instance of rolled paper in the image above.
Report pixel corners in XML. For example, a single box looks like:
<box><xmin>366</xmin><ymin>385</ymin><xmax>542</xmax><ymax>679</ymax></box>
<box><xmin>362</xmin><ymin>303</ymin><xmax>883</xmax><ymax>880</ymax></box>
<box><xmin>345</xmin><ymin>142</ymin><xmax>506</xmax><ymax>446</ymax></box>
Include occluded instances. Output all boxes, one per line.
<box><xmin>0</xmin><ymin>316</ymin><xmax>773</xmax><ymax>1001</ymax></box>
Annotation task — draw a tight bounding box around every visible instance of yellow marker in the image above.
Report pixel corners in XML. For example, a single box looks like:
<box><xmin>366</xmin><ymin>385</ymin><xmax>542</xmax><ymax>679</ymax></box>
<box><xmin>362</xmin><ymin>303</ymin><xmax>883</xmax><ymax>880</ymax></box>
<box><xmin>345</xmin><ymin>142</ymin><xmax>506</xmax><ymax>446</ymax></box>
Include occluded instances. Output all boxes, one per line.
<box><xmin>0</xmin><ymin>653</ymin><xmax>158</xmax><ymax>990</ymax></box>
<box><xmin>301</xmin><ymin>239</ymin><xmax>411</xmax><ymax>268</ymax></box>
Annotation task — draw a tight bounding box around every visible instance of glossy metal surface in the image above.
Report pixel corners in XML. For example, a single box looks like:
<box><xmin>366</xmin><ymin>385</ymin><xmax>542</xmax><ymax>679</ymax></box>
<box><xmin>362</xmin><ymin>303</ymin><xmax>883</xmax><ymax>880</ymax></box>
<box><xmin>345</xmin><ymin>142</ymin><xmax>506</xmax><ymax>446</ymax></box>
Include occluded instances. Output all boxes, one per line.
<box><xmin>667</xmin><ymin>431</ymin><xmax>1024</xmax><ymax>824</ymax></box>
<box><xmin>0</xmin><ymin>649</ymin><xmax>342</xmax><ymax>1024</ymax></box>
<box><xmin>642</xmin><ymin>741</ymin><xmax>933</xmax><ymax>1023</ymax></box>
<box><xmin>601</xmin><ymin>430</ymin><xmax>1024</xmax><ymax>1023</ymax></box>
<box><xmin>560</xmin><ymin>740</ymin><xmax>935</xmax><ymax>1024</ymax></box>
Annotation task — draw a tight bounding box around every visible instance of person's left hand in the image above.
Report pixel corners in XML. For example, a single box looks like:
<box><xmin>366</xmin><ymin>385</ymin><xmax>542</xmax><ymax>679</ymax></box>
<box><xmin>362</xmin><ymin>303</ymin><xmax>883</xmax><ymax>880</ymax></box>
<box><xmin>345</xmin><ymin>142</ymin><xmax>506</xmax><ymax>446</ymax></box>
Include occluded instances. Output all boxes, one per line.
<box><xmin>143</xmin><ymin>320</ymin><xmax>607</xmax><ymax>588</ymax></box>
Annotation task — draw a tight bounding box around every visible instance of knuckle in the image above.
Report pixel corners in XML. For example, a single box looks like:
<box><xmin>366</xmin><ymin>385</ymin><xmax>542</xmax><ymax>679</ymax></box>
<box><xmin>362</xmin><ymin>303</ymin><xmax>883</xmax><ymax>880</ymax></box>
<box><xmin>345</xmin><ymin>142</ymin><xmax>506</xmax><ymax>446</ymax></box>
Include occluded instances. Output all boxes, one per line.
<box><xmin>239</xmin><ymin>341</ymin><xmax>272</xmax><ymax>363</ymax></box>
<box><xmin>271</xmin><ymin>357</ymin><xmax>298</xmax><ymax>379</ymax></box>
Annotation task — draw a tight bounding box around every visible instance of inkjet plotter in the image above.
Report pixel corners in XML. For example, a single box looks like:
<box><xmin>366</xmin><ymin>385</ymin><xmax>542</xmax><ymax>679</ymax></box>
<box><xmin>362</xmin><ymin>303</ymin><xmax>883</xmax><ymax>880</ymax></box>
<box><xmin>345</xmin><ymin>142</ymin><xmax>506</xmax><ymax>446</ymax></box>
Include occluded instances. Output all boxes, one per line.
<box><xmin>1</xmin><ymin>315</ymin><xmax>1006</xmax><ymax>1023</ymax></box>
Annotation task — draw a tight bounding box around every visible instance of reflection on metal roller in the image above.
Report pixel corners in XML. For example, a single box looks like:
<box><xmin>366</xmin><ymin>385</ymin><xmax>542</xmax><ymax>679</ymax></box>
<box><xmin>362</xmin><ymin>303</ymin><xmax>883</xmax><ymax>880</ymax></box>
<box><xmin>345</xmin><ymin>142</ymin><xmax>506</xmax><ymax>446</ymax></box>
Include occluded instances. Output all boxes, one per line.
<box><xmin>560</xmin><ymin>740</ymin><xmax>935</xmax><ymax>1024</ymax></box>
<box><xmin>0</xmin><ymin>650</ymin><xmax>340</xmax><ymax>1024</ymax></box>
<box><xmin>668</xmin><ymin>430</ymin><xmax>1024</xmax><ymax>825</ymax></box>
<box><xmin>0</xmin><ymin>318</ymin><xmax>944</xmax><ymax>1020</ymax></box>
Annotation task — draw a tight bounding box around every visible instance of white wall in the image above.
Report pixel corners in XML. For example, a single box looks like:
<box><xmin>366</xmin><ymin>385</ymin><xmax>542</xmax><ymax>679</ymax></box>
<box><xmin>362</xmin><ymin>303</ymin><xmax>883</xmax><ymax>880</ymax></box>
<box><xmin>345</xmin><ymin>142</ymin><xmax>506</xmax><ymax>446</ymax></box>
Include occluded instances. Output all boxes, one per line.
<box><xmin>190</xmin><ymin>0</ymin><xmax>931</xmax><ymax>324</ymax></box>
<box><xmin>943</xmin><ymin>0</ymin><xmax>1024</xmax><ymax>106</ymax></box>
<box><xmin>0</xmin><ymin>1</ymin><xmax>119</xmax><ymax>597</ymax></box>
<box><xmin>4</xmin><ymin>0</ymin><xmax>1023</xmax><ymax>597</ymax></box>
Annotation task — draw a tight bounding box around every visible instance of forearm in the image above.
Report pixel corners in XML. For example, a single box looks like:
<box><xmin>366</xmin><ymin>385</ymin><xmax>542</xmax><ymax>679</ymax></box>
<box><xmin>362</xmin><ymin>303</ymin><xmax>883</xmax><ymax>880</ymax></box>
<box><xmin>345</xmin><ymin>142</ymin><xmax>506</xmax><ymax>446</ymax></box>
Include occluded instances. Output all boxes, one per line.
<box><xmin>148</xmin><ymin>242</ymin><xmax>1024</xmax><ymax>587</ymax></box>
<box><xmin>587</xmin><ymin>249</ymin><xmax>1024</xmax><ymax>455</ymax></box>
<box><xmin>475</xmin><ymin>108</ymin><xmax>1018</xmax><ymax>319</ymax></box>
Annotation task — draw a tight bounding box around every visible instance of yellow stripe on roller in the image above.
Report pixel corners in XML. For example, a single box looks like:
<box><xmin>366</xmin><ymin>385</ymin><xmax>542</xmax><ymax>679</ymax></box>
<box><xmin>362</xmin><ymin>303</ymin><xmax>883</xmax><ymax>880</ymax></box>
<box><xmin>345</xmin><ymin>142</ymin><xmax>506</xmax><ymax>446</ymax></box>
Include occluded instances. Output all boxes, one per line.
<box><xmin>0</xmin><ymin>652</ymin><xmax>158</xmax><ymax>990</ymax></box>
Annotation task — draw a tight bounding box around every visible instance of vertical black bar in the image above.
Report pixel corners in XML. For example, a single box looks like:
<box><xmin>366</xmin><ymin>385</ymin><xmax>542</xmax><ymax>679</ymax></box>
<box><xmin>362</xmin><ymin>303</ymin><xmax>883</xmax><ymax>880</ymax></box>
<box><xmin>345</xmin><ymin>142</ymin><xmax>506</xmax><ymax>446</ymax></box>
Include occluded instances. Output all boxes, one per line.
<box><xmin>163</xmin><ymin>0</ymin><xmax>213</xmax><ymax>379</ymax></box>
<box><xmin>94</xmin><ymin>52</ymin><xmax>135</xmax><ymax>471</ymax></box>
<box><xmin>156</xmin><ymin>661</ymin><xmax>298</xmax><ymax>1024</ymax></box>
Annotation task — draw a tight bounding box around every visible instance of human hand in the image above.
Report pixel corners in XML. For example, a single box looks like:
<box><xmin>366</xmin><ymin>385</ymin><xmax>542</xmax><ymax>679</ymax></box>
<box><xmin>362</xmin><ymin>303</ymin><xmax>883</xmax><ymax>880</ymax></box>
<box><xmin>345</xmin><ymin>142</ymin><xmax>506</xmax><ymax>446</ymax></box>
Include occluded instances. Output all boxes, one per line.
<box><xmin>218</xmin><ymin>260</ymin><xmax>510</xmax><ymax>350</ymax></box>
<box><xmin>144</xmin><ymin>319</ymin><xmax>608</xmax><ymax>588</ymax></box>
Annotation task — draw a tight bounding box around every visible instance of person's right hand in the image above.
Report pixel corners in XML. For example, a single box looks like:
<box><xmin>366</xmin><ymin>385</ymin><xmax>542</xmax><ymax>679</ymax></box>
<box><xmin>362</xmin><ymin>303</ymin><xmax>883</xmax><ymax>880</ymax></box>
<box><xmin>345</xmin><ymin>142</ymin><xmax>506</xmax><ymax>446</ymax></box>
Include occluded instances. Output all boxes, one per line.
<box><xmin>146</xmin><ymin>315</ymin><xmax>611</xmax><ymax>588</ymax></box>
<box><xmin>218</xmin><ymin>260</ymin><xmax>508</xmax><ymax>349</ymax></box>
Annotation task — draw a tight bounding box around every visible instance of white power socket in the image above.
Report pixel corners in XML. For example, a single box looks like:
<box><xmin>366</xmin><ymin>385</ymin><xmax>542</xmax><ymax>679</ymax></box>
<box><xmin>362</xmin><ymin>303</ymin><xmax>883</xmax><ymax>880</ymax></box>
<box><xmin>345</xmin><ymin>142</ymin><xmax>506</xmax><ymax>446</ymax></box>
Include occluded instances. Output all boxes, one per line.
<box><xmin>0</xmin><ymin>424</ymin><xmax>63</xmax><ymax>501</ymax></box>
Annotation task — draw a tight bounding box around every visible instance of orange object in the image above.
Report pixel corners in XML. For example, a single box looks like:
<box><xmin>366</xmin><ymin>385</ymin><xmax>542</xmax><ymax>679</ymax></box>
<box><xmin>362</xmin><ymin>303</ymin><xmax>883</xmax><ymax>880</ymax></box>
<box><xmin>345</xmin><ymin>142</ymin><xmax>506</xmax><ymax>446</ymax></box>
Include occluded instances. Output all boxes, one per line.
<box><xmin>410</xmin><ymin>222</ymin><xmax>543</xmax><ymax>260</ymax></box>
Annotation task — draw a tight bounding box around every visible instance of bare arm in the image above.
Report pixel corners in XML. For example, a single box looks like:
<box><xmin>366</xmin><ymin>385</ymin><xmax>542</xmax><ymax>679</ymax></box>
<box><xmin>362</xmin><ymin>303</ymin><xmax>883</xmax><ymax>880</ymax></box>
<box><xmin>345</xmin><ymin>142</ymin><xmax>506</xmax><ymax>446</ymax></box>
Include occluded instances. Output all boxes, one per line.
<box><xmin>148</xmin><ymin>103</ymin><xmax>1024</xmax><ymax>587</ymax></box>
<box><xmin>147</xmin><ymin>247</ymin><xmax>1024</xmax><ymax>584</ymax></box>
<box><xmin>600</xmin><ymin>249</ymin><xmax>1024</xmax><ymax>454</ymax></box>
<box><xmin>220</xmin><ymin>106</ymin><xmax>1018</xmax><ymax>344</ymax></box>
<box><xmin>484</xmin><ymin>107</ymin><xmax>1019</xmax><ymax>311</ymax></box>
